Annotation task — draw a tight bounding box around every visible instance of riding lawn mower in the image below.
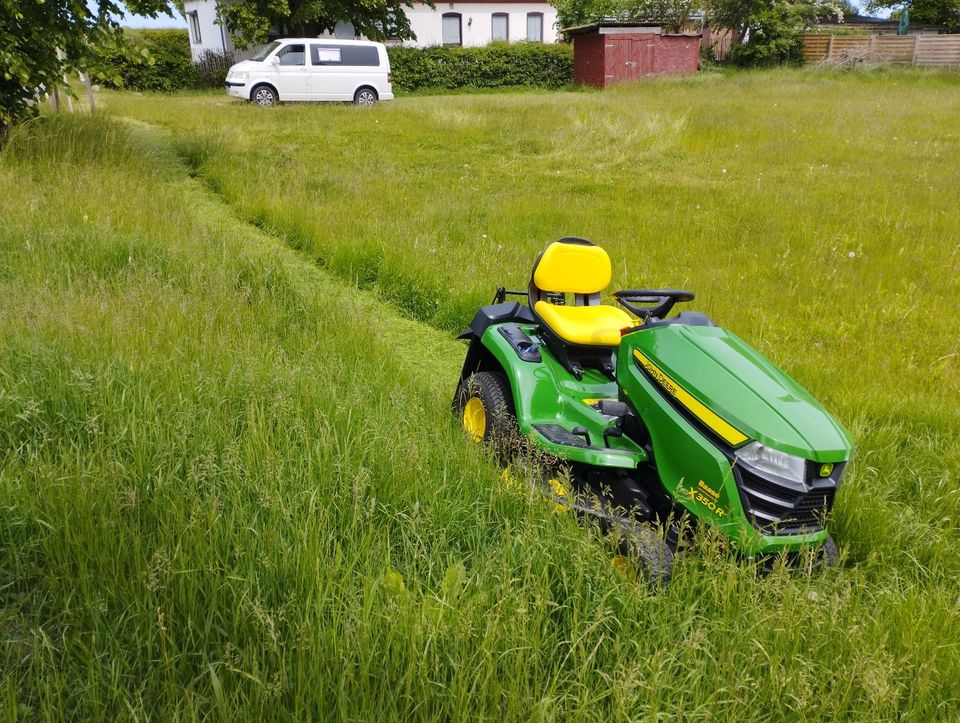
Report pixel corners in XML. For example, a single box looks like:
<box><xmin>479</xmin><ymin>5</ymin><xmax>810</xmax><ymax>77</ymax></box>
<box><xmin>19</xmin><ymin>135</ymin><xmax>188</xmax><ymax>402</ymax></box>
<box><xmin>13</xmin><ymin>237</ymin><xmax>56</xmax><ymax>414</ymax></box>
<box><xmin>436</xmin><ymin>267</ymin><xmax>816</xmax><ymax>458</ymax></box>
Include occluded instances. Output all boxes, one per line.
<box><xmin>454</xmin><ymin>237</ymin><xmax>853</xmax><ymax>584</ymax></box>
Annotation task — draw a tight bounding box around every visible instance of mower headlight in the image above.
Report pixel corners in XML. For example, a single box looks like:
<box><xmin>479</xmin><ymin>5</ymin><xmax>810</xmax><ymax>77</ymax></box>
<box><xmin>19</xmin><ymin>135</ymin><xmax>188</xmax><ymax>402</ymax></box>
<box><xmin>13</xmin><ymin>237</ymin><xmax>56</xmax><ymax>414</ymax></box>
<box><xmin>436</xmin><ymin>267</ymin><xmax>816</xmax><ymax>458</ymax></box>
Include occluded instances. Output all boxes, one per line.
<box><xmin>735</xmin><ymin>442</ymin><xmax>806</xmax><ymax>484</ymax></box>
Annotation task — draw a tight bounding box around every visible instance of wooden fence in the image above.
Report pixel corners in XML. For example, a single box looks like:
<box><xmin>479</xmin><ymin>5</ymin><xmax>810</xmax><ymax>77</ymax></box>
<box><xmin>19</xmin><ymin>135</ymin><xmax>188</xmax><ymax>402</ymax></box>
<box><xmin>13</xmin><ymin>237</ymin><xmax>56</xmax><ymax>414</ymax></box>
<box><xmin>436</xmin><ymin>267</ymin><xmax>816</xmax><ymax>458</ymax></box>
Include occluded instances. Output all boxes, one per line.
<box><xmin>801</xmin><ymin>33</ymin><xmax>960</xmax><ymax>67</ymax></box>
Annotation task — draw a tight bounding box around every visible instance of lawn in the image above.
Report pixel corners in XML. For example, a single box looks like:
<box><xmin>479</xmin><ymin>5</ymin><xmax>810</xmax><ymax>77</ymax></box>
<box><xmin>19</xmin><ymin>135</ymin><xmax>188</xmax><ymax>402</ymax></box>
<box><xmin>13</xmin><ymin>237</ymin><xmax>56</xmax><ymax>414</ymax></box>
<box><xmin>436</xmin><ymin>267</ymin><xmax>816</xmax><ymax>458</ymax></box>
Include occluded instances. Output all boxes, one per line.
<box><xmin>2</xmin><ymin>67</ymin><xmax>959</xmax><ymax>719</ymax></box>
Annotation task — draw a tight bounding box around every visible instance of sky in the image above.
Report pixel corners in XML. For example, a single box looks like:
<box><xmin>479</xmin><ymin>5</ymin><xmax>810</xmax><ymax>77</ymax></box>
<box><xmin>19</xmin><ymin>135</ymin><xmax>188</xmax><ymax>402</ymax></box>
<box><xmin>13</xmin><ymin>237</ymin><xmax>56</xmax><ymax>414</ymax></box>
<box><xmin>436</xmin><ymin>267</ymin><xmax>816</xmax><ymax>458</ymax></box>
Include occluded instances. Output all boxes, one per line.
<box><xmin>118</xmin><ymin>9</ymin><xmax>185</xmax><ymax>29</ymax></box>
<box><xmin>85</xmin><ymin>0</ymin><xmax>186</xmax><ymax>30</ymax></box>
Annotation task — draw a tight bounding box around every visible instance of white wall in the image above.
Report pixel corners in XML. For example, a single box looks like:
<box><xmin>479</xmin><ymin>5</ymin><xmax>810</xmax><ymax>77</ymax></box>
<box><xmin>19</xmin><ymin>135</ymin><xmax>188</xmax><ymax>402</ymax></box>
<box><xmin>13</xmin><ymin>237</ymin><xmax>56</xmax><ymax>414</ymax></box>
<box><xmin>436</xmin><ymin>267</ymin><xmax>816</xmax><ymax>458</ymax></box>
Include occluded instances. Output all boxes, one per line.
<box><xmin>404</xmin><ymin>2</ymin><xmax>559</xmax><ymax>47</ymax></box>
<box><xmin>183</xmin><ymin>0</ymin><xmax>233</xmax><ymax>59</ymax></box>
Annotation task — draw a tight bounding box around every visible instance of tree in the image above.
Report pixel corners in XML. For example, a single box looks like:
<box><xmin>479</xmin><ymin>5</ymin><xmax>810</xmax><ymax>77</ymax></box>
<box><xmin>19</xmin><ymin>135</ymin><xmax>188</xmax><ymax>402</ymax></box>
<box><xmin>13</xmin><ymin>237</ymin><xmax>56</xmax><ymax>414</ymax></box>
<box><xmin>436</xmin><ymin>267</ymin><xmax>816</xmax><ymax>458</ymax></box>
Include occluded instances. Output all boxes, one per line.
<box><xmin>704</xmin><ymin>0</ymin><xmax>841</xmax><ymax>65</ymax></box>
<box><xmin>0</xmin><ymin>0</ymin><xmax>175</xmax><ymax>132</ymax></box>
<box><xmin>868</xmin><ymin>0</ymin><xmax>960</xmax><ymax>31</ymax></box>
<box><xmin>551</xmin><ymin>0</ymin><xmax>623</xmax><ymax>31</ymax></box>
<box><xmin>217</xmin><ymin>0</ymin><xmax>420</xmax><ymax>49</ymax></box>
<box><xmin>551</xmin><ymin>0</ymin><xmax>694</xmax><ymax>33</ymax></box>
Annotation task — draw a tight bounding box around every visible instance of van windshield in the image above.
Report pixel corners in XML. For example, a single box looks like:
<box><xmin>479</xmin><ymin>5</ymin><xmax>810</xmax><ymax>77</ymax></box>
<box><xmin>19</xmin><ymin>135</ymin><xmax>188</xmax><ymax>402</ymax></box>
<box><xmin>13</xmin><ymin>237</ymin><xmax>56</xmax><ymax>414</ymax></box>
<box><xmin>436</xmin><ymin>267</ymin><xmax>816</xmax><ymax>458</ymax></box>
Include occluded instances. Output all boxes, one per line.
<box><xmin>251</xmin><ymin>41</ymin><xmax>281</xmax><ymax>62</ymax></box>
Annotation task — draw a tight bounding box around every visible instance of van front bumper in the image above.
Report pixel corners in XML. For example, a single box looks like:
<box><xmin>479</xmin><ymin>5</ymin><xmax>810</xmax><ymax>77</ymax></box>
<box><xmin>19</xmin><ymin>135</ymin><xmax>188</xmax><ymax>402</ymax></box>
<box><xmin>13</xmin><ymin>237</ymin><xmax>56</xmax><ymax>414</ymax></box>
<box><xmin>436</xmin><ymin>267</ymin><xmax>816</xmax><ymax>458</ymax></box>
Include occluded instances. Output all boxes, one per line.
<box><xmin>224</xmin><ymin>81</ymin><xmax>247</xmax><ymax>99</ymax></box>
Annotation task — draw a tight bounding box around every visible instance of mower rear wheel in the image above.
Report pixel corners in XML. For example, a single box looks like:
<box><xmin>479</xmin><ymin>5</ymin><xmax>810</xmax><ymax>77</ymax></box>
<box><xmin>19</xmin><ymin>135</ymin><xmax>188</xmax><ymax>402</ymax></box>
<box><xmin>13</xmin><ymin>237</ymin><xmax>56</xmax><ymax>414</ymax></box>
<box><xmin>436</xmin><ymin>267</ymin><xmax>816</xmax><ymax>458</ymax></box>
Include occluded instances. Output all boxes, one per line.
<box><xmin>456</xmin><ymin>371</ymin><xmax>517</xmax><ymax>453</ymax></box>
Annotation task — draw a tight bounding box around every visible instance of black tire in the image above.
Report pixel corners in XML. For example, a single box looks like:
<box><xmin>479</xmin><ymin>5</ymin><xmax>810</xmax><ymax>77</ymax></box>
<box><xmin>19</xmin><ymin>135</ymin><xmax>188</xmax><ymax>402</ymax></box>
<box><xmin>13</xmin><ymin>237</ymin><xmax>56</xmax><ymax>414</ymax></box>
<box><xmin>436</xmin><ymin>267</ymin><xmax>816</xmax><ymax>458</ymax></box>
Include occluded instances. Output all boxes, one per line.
<box><xmin>251</xmin><ymin>85</ymin><xmax>278</xmax><ymax>107</ymax></box>
<box><xmin>619</xmin><ymin>522</ymin><xmax>674</xmax><ymax>589</ymax></box>
<box><xmin>455</xmin><ymin>371</ymin><xmax>516</xmax><ymax>455</ymax></box>
<box><xmin>354</xmin><ymin>87</ymin><xmax>378</xmax><ymax>106</ymax></box>
<box><xmin>821</xmin><ymin>534</ymin><xmax>840</xmax><ymax>566</ymax></box>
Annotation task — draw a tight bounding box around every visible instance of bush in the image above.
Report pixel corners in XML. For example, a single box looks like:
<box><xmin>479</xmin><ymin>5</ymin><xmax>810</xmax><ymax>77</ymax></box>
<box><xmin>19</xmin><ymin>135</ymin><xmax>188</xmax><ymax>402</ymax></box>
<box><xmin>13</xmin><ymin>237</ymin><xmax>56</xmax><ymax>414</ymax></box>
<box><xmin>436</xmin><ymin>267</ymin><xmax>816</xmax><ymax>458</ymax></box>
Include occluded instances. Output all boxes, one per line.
<box><xmin>88</xmin><ymin>29</ymin><xmax>200</xmax><ymax>91</ymax></box>
<box><xmin>387</xmin><ymin>43</ymin><xmax>573</xmax><ymax>92</ymax></box>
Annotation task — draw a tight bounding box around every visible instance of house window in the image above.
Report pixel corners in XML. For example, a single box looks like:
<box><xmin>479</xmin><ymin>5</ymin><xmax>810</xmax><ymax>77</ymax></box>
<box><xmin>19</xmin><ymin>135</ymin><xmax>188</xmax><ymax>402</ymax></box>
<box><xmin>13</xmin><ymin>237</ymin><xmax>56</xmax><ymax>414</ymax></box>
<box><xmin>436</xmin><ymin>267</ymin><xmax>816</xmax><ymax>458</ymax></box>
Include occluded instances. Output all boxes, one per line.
<box><xmin>442</xmin><ymin>13</ymin><xmax>462</xmax><ymax>46</ymax></box>
<box><xmin>491</xmin><ymin>13</ymin><xmax>509</xmax><ymax>41</ymax></box>
<box><xmin>188</xmin><ymin>12</ymin><xmax>202</xmax><ymax>44</ymax></box>
<box><xmin>526</xmin><ymin>12</ymin><xmax>543</xmax><ymax>42</ymax></box>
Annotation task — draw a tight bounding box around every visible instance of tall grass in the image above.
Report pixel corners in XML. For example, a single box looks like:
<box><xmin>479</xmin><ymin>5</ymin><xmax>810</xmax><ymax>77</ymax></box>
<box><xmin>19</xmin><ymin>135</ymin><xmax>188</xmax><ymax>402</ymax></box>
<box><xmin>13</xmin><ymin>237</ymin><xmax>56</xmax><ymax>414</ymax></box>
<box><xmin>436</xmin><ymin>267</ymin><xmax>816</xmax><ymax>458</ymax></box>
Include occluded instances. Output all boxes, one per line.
<box><xmin>0</xmin><ymin>69</ymin><xmax>958</xmax><ymax>718</ymax></box>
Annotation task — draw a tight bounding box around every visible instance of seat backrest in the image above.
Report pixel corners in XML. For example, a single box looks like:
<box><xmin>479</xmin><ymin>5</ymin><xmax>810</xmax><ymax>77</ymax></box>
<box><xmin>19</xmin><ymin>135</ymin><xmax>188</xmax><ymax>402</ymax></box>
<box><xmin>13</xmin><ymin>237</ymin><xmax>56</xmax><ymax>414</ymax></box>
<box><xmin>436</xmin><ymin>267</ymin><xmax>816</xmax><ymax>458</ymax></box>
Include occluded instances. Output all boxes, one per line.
<box><xmin>529</xmin><ymin>237</ymin><xmax>611</xmax><ymax>306</ymax></box>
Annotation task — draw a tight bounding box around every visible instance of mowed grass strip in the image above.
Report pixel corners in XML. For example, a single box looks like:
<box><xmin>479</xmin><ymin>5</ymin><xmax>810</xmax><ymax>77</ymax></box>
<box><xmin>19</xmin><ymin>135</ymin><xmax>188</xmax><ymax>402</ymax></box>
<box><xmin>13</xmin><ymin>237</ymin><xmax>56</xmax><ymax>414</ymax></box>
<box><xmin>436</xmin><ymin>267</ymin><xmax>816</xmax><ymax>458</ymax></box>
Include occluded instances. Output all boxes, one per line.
<box><xmin>0</xmin><ymin>70</ymin><xmax>955</xmax><ymax>718</ymax></box>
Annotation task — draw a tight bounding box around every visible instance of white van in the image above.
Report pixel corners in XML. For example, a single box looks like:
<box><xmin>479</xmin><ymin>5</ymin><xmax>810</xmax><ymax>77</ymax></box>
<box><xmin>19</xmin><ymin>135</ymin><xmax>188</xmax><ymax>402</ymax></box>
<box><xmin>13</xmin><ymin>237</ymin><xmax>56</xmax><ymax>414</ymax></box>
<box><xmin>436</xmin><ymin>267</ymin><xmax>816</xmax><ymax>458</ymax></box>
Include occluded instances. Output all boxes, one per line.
<box><xmin>224</xmin><ymin>39</ymin><xmax>394</xmax><ymax>106</ymax></box>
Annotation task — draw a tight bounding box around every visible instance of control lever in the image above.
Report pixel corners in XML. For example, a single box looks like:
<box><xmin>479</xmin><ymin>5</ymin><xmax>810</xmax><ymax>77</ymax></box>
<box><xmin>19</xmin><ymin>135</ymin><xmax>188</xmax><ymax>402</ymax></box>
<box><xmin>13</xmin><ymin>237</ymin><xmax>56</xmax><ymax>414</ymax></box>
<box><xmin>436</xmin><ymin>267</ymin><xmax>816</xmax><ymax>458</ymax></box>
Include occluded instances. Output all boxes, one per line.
<box><xmin>571</xmin><ymin>426</ymin><xmax>590</xmax><ymax>445</ymax></box>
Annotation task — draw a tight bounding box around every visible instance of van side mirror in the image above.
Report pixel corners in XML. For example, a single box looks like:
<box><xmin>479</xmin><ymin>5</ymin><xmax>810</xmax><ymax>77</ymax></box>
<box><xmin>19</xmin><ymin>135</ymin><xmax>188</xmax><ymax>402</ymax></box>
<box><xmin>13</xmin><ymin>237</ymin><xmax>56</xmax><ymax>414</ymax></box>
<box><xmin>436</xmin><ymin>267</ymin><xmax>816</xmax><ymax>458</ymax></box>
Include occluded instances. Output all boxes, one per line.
<box><xmin>270</xmin><ymin>56</ymin><xmax>280</xmax><ymax>66</ymax></box>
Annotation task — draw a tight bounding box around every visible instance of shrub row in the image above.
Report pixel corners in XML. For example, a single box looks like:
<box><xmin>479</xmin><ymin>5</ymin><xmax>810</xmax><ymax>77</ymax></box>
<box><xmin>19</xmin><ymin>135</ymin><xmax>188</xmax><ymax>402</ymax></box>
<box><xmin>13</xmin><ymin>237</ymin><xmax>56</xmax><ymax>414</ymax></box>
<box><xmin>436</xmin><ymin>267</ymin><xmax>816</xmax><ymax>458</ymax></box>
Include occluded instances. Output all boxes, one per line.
<box><xmin>88</xmin><ymin>29</ymin><xmax>232</xmax><ymax>91</ymax></box>
<box><xmin>88</xmin><ymin>33</ymin><xmax>573</xmax><ymax>94</ymax></box>
<box><xmin>387</xmin><ymin>43</ymin><xmax>573</xmax><ymax>92</ymax></box>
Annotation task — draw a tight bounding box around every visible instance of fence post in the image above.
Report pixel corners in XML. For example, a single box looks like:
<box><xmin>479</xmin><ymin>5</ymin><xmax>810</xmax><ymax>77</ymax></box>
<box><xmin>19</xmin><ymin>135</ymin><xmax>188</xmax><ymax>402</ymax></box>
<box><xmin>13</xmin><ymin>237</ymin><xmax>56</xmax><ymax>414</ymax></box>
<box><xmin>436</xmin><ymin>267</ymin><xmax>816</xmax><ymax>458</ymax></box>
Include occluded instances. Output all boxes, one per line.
<box><xmin>827</xmin><ymin>35</ymin><xmax>834</xmax><ymax>59</ymax></box>
<box><xmin>912</xmin><ymin>34</ymin><xmax>920</xmax><ymax>65</ymax></box>
<box><xmin>48</xmin><ymin>86</ymin><xmax>61</xmax><ymax>113</ymax></box>
<box><xmin>868</xmin><ymin>34</ymin><xmax>876</xmax><ymax>62</ymax></box>
<box><xmin>81</xmin><ymin>73</ymin><xmax>96</xmax><ymax>112</ymax></box>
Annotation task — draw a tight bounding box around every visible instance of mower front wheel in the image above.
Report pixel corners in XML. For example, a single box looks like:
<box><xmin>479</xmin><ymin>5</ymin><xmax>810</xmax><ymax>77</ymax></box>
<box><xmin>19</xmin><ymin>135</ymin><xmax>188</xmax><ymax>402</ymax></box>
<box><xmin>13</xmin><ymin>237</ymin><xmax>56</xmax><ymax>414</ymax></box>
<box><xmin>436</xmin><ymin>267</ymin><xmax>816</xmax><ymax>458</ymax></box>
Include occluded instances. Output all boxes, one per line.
<box><xmin>455</xmin><ymin>371</ymin><xmax>517</xmax><ymax>455</ymax></box>
<box><xmin>619</xmin><ymin>522</ymin><xmax>675</xmax><ymax>588</ymax></box>
<box><xmin>821</xmin><ymin>534</ymin><xmax>840</xmax><ymax>566</ymax></box>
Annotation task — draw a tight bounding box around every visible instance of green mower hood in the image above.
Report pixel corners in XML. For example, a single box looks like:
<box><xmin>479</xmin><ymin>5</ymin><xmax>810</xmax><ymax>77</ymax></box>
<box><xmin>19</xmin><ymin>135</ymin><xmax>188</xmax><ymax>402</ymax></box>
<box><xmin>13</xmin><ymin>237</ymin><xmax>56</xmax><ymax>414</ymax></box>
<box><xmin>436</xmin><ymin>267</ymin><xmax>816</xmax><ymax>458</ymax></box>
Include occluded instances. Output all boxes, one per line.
<box><xmin>625</xmin><ymin>324</ymin><xmax>852</xmax><ymax>462</ymax></box>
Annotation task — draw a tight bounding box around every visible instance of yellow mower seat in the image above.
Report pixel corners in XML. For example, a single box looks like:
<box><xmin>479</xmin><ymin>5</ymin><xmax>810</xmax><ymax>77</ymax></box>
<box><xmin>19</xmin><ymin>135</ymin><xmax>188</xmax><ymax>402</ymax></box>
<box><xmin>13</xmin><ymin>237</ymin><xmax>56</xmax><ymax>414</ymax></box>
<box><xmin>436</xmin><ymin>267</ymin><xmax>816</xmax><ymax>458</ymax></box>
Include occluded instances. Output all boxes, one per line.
<box><xmin>534</xmin><ymin>302</ymin><xmax>633</xmax><ymax>347</ymax></box>
<box><xmin>529</xmin><ymin>238</ymin><xmax>633</xmax><ymax>347</ymax></box>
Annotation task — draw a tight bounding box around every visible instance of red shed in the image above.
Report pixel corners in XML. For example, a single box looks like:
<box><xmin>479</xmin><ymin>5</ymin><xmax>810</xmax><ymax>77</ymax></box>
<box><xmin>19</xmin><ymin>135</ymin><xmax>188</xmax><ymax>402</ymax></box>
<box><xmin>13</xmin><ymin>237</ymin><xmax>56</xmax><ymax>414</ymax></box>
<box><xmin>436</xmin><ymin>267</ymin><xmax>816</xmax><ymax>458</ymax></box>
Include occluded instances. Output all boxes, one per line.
<box><xmin>564</xmin><ymin>22</ymin><xmax>701</xmax><ymax>87</ymax></box>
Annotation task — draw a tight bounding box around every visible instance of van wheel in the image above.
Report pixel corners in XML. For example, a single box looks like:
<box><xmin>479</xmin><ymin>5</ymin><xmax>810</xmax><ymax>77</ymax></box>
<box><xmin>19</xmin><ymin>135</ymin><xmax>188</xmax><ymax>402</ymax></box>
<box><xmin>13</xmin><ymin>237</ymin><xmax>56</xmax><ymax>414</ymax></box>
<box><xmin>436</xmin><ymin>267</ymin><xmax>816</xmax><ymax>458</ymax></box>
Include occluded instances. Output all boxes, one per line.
<box><xmin>252</xmin><ymin>85</ymin><xmax>277</xmax><ymax>107</ymax></box>
<box><xmin>354</xmin><ymin>87</ymin><xmax>378</xmax><ymax>106</ymax></box>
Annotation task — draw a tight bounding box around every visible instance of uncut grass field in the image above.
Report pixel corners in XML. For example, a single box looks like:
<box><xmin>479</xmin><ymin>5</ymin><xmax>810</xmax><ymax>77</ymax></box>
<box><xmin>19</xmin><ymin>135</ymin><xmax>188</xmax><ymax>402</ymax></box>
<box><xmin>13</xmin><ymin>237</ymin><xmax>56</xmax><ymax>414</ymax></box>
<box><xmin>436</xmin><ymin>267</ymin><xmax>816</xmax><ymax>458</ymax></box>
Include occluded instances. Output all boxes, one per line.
<box><xmin>2</xmin><ymin>67</ymin><xmax>960</xmax><ymax>719</ymax></box>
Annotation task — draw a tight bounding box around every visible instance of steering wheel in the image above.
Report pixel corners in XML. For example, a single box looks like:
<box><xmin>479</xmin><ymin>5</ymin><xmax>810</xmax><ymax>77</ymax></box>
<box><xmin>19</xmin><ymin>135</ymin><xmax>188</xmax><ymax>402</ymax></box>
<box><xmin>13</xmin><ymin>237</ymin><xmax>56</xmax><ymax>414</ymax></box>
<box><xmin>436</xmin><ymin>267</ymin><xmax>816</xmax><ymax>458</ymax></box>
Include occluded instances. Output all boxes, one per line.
<box><xmin>613</xmin><ymin>289</ymin><xmax>695</xmax><ymax>321</ymax></box>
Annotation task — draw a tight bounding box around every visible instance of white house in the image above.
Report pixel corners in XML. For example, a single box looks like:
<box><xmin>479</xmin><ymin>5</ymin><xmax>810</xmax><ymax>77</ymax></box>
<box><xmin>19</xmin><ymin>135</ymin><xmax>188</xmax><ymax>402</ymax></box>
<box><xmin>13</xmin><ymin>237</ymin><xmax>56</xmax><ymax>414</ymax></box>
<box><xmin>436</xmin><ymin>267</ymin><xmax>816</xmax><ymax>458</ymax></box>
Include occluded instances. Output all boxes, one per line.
<box><xmin>183</xmin><ymin>0</ymin><xmax>559</xmax><ymax>60</ymax></box>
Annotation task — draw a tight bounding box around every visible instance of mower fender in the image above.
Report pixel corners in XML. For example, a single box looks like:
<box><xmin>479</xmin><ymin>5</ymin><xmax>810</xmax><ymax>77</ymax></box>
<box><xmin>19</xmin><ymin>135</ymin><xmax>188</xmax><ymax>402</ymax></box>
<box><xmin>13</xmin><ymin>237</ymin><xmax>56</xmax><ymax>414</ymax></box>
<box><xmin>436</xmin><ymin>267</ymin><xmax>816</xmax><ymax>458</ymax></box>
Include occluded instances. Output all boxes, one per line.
<box><xmin>477</xmin><ymin>323</ymin><xmax>648</xmax><ymax>469</ymax></box>
<box><xmin>457</xmin><ymin>302</ymin><xmax>535</xmax><ymax>381</ymax></box>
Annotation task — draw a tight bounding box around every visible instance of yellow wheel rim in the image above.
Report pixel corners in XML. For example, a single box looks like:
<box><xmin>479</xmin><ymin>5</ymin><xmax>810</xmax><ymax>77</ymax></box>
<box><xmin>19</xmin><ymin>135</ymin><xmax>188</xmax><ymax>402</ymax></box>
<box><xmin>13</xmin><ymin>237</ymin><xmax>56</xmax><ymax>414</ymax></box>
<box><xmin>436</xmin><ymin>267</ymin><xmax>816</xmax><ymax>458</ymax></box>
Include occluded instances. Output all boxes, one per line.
<box><xmin>463</xmin><ymin>397</ymin><xmax>486</xmax><ymax>442</ymax></box>
<box><xmin>611</xmin><ymin>555</ymin><xmax>637</xmax><ymax>582</ymax></box>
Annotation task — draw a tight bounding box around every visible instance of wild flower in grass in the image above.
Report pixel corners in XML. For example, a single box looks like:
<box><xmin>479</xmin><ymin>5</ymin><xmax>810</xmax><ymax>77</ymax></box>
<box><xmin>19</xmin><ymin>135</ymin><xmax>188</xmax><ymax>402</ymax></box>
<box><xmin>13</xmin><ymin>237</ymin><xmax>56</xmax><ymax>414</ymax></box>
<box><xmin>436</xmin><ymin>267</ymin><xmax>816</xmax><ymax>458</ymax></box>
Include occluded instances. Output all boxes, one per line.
<box><xmin>248</xmin><ymin>597</ymin><xmax>279</xmax><ymax>647</ymax></box>
<box><xmin>145</xmin><ymin>549</ymin><xmax>171</xmax><ymax>592</ymax></box>
<box><xmin>119</xmin><ymin>485</ymin><xmax>138</xmax><ymax>509</ymax></box>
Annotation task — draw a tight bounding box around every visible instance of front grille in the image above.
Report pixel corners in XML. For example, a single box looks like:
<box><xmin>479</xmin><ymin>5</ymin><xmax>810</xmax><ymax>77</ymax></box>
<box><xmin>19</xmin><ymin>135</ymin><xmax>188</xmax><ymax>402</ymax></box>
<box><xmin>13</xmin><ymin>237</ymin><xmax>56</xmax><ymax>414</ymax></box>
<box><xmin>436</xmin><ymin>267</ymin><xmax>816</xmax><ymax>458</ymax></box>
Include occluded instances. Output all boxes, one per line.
<box><xmin>735</xmin><ymin>462</ymin><xmax>841</xmax><ymax>535</ymax></box>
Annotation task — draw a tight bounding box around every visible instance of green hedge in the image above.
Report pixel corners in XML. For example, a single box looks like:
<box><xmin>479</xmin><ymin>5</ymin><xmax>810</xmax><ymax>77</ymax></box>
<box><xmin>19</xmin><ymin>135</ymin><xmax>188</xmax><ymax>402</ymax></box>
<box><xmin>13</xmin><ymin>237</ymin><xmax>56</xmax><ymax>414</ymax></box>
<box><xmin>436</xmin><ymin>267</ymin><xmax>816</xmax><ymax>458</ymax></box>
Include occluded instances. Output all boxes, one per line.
<box><xmin>88</xmin><ymin>29</ymin><xmax>231</xmax><ymax>91</ymax></box>
<box><xmin>387</xmin><ymin>43</ymin><xmax>573</xmax><ymax>92</ymax></box>
<box><xmin>89</xmin><ymin>34</ymin><xmax>573</xmax><ymax>94</ymax></box>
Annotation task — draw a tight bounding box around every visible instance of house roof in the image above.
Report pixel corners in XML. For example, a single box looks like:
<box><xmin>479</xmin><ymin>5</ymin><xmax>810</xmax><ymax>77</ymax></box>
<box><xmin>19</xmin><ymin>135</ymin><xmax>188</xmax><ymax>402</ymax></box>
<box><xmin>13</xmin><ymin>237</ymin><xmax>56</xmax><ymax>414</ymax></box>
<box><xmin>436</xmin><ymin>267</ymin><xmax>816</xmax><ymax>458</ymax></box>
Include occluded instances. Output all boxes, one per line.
<box><xmin>561</xmin><ymin>21</ymin><xmax>663</xmax><ymax>35</ymax></box>
<box><xmin>562</xmin><ymin>20</ymin><xmax>703</xmax><ymax>36</ymax></box>
<box><xmin>816</xmin><ymin>13</ymin><xmax>947</xmax><ymax>31</ymax></box>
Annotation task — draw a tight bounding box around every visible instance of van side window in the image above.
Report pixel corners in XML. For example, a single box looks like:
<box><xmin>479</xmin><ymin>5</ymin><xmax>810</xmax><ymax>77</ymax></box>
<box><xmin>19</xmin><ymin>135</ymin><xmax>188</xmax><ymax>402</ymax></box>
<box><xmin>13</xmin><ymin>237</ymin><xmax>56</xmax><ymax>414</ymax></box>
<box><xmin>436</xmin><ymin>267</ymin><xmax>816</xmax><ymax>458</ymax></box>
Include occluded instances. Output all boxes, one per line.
<box><xmin>277</xmin><ymin>44</ymin><xmax>306</xmax><ymax>66</ymax></box>
<box><xmin>311</xmin><ymin>44</ymin><xmax>380</xmax><ymax>66</ymax></box>
<box><xmin>312</xmin><ymin>46</ymin><xmax>343</xmax><ymax>64</ymax></box>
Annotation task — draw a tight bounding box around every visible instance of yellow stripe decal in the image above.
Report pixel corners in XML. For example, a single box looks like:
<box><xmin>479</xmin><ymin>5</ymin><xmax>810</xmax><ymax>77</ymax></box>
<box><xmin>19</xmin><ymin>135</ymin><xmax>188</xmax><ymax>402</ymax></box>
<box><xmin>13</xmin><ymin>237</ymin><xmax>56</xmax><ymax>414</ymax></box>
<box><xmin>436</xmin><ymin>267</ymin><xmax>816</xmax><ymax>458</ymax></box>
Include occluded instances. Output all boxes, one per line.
<box><xmin>633</xmin><ymin>350</ymin><xmax>749</xmax><ymax>447</ymax></box>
